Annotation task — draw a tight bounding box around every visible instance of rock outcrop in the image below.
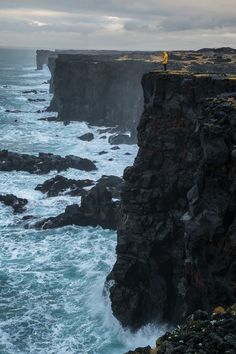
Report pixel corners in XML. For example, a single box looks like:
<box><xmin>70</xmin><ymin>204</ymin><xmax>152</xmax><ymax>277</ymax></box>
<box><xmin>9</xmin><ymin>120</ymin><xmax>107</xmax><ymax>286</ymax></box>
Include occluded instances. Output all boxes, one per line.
<box><xmin>126</xmin><ymin>305</ymin><xmax>236</xmax><ymax>354</ymax></box>
<box><xmin>0</xmin><ymin>150</ymin><xmax>96</xmax><ymax>173</ymax></box>
<box><xmin>31</xmin><ymin>175</ymin><xmax>123</xmax><ymax>230</ymax></box>
<box><xmin>109</xmin><ymin>72</ymin><xmax>236</xmax><ymax>330</ymax></box>
<box><xmin>0</xmin><ymin>194</ymin><xmax>28</xmax><ymax>213</ymax></box>
<box><xmin>35</xmin><ymin>175</ymin><xmax>94</xmax><ymax>197</ymax></box>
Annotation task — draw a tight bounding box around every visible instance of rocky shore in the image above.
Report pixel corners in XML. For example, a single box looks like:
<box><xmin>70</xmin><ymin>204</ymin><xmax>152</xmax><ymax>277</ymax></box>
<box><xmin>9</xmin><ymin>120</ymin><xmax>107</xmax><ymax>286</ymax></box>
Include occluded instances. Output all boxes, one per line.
<box><xmin>29</xmin><ymin>175</ymin><xmax>123</xmax><ymax>230</ymax></box>
<box><xmin>126</xmin><ymin>305</ymin><xmax>236</xmax><ymax>354</ymax></box>
<box><xmin>109</xmin><ymin>72</ymin><xmax>236</xmax><ymax>330</ymax></box>
<box><xmin>0</xmin><ymin>150</ymin><xmax>96</xmax><ymax>173</ymax></box>
<box><xmin>2</xmin><ymin>47</ymin><xmax>236</xmax><ymax>352</ymax></box>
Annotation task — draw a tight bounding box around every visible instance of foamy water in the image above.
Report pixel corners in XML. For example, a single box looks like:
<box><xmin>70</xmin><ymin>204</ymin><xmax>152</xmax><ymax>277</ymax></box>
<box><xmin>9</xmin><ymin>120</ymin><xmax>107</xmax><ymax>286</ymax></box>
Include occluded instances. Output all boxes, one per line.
<box><xmin>0</xmin><ymin>49</ymin><xmax>165</xmax><ymax>354</ymax></box>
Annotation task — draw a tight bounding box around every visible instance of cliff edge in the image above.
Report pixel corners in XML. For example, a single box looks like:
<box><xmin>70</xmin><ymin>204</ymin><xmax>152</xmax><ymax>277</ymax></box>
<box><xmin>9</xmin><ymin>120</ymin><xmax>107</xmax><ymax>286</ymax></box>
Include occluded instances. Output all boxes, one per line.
<box><xmin>109</xmin><ymin>72</ymin><xmax>236</xmax><ymax>330</ymax></box>
<box><xmin>48</xmin><ymin>54</ymin><xmax>160</xmax><ymax>134</ymax></box>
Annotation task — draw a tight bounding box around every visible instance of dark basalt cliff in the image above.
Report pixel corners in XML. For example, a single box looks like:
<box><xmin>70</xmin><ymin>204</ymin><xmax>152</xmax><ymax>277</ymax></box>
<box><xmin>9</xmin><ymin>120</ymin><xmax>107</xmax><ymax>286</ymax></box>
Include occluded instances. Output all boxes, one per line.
<box><xmin>48</xmin><ymin>54</ymin><xmax>161</xmax><ymax>133</ymax></box>
<box><xmin>109</xmin><ymin>72</ymin><xmax>236</xmax><ymax>330</ymax></box>
<box><xmin>46</xmin><ymin>49</ymin><xmax>236</xmax><ymax>138</ymax></box>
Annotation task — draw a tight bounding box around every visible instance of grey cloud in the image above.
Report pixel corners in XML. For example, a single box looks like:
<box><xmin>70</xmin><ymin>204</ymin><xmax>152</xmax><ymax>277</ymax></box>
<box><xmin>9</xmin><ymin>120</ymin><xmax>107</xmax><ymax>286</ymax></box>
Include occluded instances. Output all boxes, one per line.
<box><xmin>161</xmin><ymin>14</ymin><xmax>236</xmax><ymax>32</ymax></box>
<box><xmin>0</xmin><ymin>0</ymin><xmax>235</xmax><ymax>49</ymax></box>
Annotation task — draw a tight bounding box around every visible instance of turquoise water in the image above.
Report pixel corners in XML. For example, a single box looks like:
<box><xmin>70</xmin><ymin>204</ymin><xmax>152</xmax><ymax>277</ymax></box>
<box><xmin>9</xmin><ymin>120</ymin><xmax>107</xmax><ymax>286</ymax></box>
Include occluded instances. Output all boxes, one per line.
<box><xmin>0</xmin><ymin>49</ymin><xmax>165</xmax><ymax>354</ymax></box>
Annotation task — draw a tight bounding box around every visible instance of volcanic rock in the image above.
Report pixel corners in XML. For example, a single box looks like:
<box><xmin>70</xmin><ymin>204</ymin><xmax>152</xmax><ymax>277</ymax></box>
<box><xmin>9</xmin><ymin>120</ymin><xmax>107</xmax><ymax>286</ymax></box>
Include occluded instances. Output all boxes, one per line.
<box><xmin>108</xmin><ymin>134</ymin><xmax>133</xmax><ymax>145</ymax></box>
<box><xmin>78</xmin><ymin>133</ymin><xmax>94</xmax><ymax>141</ymax></box>
<box><xmin>0</xmin><ymin>194</ymin><xmax>28</xmax><ymax>213</ymax></box>
<box><xmin>109</xmin><ymin>72</ymin><xmax>236</xmax><ymax>330</ymax></box>
<box><xmin>0</xmin><ymin>150</ymin><xmax>97</xmax><ymax>174</ymax></box>
<box><xmin>35</xmin><ymin>175</ymin><xmax>94</xmax><ymax>197</ymax></box>
<box><xmin>31</xmin><ymin>175</ymin><xmax>123</xmax><ymax>230</ymax></box>
<box><xmin>126</xmin><ymin>305</ymin><xmax>236</xmax><ymax>354</ymax></box>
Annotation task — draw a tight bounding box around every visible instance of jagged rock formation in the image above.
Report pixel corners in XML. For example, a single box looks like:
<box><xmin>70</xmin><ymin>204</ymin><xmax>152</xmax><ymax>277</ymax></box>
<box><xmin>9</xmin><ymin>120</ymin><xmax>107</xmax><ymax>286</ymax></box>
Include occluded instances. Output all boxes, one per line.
<box><xmin>126</xmin><ymin>305</ymin><xmax>236</xmax><ymax>354</ymax></box>
<box><xmin>0</xmin><ymin>150</ymin><xmax>96</xmax><ymax>173</ymax></box>
<box><xmin>0</xmin><ymin>194</ymin><xmax>28</xmax><ymax>213</ymax></box>
<box><xmin>35</xmin><ymin>175</ymin><xmax>94</xmax><ymax>197</ymax></box>
<box><xmin>30</xmin><ymin>175</ymin><xmax>123</xmax><ymax>230</ymax></box>
<box><xmin>109</xmin><ymin>72</ymin><xmax>236</xmax><ymax>330</ymax></box>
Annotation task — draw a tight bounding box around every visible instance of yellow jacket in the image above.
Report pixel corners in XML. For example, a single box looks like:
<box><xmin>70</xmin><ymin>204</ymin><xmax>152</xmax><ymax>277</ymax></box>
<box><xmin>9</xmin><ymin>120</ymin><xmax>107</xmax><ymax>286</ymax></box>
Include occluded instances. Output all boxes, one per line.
<box><xmin>163</xmin><ymin>51</ymin><xmax>168</xmax><ymax>65</ymax></box>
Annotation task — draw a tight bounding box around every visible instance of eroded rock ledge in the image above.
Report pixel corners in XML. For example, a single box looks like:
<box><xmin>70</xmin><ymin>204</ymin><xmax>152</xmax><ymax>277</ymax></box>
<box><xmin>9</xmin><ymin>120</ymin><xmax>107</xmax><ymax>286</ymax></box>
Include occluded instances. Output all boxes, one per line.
<box><xmin>109</xmin><ymin>72</ymin><xmax>236</xmax><ymax>330</ymax></box>
<box><xmin>0</xmin><ymin>150</ymin><xmax>96</xmax><ymax>173</ymax></box>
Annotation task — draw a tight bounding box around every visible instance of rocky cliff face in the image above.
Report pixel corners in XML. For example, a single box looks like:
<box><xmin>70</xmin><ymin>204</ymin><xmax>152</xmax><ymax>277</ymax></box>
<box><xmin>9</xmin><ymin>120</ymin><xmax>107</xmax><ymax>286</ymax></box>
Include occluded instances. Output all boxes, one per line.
<box><xmin>46</xmin><ymin>49</ymin><xmax>236</xmax><ymax>135</ymax></box>
<box><xmin>48</xmin><ymin>54</ymin><xmax>161</xmax><ymax>134</ymax></box>
<box><xmin>109</xmin><ymin>72</ymin><xmax>236</xmax><ymax>330</ymax></box>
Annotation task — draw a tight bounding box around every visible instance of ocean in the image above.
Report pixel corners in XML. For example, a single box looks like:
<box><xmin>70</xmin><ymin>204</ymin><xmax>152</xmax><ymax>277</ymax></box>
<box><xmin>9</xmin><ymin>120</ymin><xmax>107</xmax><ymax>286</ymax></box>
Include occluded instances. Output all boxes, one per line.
<box><xmin>0</xmin><ymin>48</ymin><xmax>164</xmax><ymax>354</ymax></box>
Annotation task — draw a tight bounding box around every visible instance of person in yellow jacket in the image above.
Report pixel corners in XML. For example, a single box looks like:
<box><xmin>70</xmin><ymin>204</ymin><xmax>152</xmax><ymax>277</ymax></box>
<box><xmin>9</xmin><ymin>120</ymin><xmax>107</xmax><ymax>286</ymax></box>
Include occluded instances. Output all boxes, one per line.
<box><xmin>163</xmin><ymin>51</ymin><xmax>168</xmax><ymax>71</ymax></box>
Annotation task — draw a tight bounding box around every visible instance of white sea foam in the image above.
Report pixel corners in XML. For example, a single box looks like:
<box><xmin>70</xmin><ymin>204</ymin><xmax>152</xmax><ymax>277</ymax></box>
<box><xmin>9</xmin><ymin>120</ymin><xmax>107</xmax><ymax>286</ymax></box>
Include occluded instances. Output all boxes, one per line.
<box><xmin>0</xmin><ymin>58</ymin><xmax>164</xmax><ymax>354</ymax></box>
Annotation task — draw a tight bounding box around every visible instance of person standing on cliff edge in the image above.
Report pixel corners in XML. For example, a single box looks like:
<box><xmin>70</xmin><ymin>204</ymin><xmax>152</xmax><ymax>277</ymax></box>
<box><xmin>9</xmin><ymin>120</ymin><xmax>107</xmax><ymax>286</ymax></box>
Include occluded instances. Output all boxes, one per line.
<box><xmin>163</xmin><ymin>51</ymin><xmax>169</xmax><ymax>71</ymax></box>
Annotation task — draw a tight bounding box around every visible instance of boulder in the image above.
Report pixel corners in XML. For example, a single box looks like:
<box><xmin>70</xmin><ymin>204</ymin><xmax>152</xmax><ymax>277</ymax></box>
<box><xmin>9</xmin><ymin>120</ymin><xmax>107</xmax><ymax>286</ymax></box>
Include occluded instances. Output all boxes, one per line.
<box><xmin>108</xmin><ymin>134</ymin><xmax>133</xmax><ymax>145</ymax></box>
<box><xmin>28</xmin><ymin>98</ymin><xmax>46</xmax><ymax>102</ymax></box>
<box><xmin>22</xmin><ymin>90</ymin><xmax>38</xmax><ymax>94</ymax></box>
<box><xmin>35</xmin><ymin>175</ymin><xmax>94</xmax><ymax>197</ymax></box>
<box><xmin>78</xmin><ymin>133</ymin><xmax>94</xmax><ymax>141</ymax></box>
<box><xmin>0</xmin><ymin>150</ymin><xmax>97</xmax><ymax>174</ymax></box>
<box><xmin>0</xmin><ymin>194</ymin><xmax>28</xmax><ymax>213</ymax></box>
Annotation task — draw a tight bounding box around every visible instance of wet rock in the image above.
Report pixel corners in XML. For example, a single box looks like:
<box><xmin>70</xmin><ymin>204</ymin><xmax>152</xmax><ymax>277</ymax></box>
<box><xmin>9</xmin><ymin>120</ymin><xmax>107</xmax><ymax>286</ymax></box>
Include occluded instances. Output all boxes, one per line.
<box><xmin>0</xmin><ymin>194</ymin><xmax>28</xmax><ymax>213</ymax></box>
<box><xmin>78</xmin><ymin>133</ymin><xmax>94</xmax><ymax>141</ymax></box>
<box><xmin>22</xmin><ymin>89</ymin><xmax>38</xmax><ymax>94</ymax></box>
<box><xmin>5</xmin><ymin>109</ymin><xmax>22</xmax><ymax>113</ymax></box>
<box><xmin>99</xmin><ymin>135</ymin><xmax>107</xmax><ymax>139</ymax></box>
<box><xmin>35</xmin><ymin>175</ymin><xmax>94</xmax><ymax>197</ymax></box>
<box><xmin>111</xmin><ymin>146</ymin><xmax>120</xmax><ymax>150</ymax></box>
<box><xmin>97</xmin><ymin>128</ymin><xmax>114</xmax><ymax>134</ymax></box>
<box><xmin>28</xmin><ymin>98</ymin><xmax>46</xmax><ymax>102</ymax></box>
<box><xmin>97</xmin><ymin>175</ymin><xmax>123</xmax><ymax>198</ymax></box>
<box><xmin>108</xmin><ymin>134</ymin><xmax>133</xmax><ymax>145</ymax></box>
<box><xmin>22</xmin><ymin>215</ymin><xmax>35</xmax><ymax>221</ymax></box>
<box><xmin>126</xmin><ymin>305</ymin><xmax>236</xmax><ymax>354</ymax></box>
<box><xmin>0</xmin><ymin>150</ymin><xmax>97</xmax><ymax>174</ymax></box>
<box><xmin>98</xmin><ymin>151</ymin><xmax>108</xmax><ymax>155</ymax></box>
<box><xmin>125</xmin><ymin>346</ymin><xmax>151</xmax><ymax>354</ymax></box>
<box><xmin>30</xmin><ymin>175</ymin><xmax>123</xmax><ymax>230</ymax></box>
<box><xmin>38</xmin><ymin>116</ymin><xmax>59</xmax><ymax>122</ymax></box>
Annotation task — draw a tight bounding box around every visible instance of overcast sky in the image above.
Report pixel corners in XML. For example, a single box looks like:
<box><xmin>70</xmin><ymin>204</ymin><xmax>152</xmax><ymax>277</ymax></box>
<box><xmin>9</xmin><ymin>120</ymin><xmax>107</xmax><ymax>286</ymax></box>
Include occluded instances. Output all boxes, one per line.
<box><xmin>0</xmin><ymin>0</ymin><xmax>235</xmax><ymax>50</ymax></box>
